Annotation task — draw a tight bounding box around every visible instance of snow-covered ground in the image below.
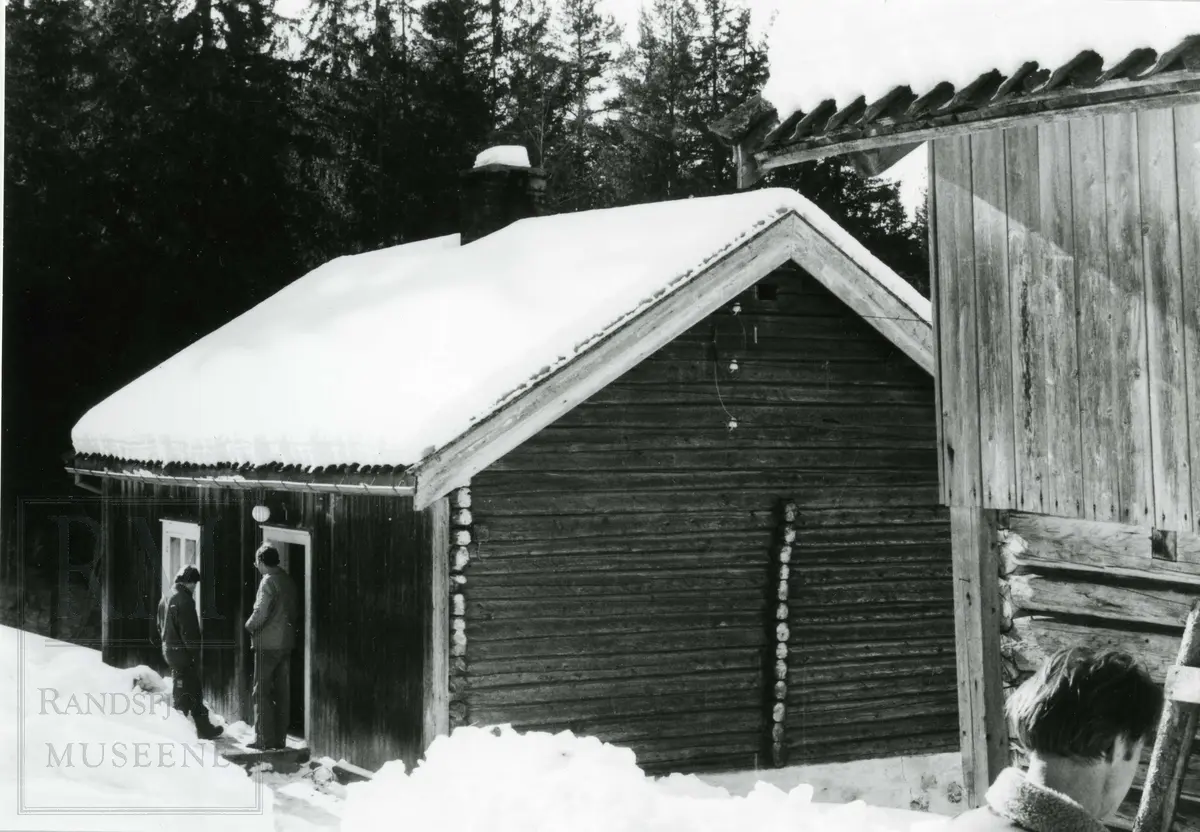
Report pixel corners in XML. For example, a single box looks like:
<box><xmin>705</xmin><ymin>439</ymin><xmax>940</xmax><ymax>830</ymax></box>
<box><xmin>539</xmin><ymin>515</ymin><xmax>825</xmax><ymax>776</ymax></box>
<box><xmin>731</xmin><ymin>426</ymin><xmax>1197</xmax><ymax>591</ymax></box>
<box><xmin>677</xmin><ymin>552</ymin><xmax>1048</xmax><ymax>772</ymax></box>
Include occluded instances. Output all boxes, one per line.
<box><xmin>1</xmin><ymin>624</ymin><xmax>953</xmax><ymax>831</ymax></box>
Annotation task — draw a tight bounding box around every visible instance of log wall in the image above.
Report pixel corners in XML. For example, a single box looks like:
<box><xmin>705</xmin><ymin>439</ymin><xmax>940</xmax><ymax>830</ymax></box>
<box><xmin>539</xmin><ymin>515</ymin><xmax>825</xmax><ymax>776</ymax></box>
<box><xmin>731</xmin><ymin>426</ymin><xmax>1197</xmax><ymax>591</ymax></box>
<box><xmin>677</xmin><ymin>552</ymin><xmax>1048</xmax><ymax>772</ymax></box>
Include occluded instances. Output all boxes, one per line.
<box><xmin>101</xmin><ymin>481</ymin><xmax>437</xmax><ymax>771</ymax></box>
<box><xmin>931</xmin><ymin>102</ymin><xmax>1200</xmax><ymax>532</ymax></box>
<box><xmin>999</xmin><ymin>510</ymin><xmax>1200</xmax><ymax>830</ymax></box>
<box><xmin>467</xmin><ymin>263</ymin><xmax>957</xmax><ymax>774</ymax></box>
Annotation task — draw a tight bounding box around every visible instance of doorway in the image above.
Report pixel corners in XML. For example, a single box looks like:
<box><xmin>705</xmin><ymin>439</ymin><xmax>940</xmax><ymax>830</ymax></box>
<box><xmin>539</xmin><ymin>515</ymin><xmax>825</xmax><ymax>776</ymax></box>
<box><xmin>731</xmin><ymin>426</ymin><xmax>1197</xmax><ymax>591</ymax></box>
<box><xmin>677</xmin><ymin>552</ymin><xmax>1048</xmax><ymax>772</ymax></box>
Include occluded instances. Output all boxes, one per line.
<box><xmin>258</xmin><ymin>526</ymin><xmax>312</xmax><ymax>741</ymax></box>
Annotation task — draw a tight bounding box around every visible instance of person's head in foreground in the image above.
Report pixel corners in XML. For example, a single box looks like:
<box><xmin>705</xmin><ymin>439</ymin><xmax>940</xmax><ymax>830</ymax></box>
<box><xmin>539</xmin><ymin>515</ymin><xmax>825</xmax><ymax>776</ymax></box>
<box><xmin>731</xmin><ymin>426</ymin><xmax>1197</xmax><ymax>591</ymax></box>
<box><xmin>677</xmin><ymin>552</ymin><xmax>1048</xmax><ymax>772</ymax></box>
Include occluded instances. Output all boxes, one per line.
<box><xmin>951</xmin><ymin>646</ymin><xmax>1162</xmax><ymax>832</ymax></box>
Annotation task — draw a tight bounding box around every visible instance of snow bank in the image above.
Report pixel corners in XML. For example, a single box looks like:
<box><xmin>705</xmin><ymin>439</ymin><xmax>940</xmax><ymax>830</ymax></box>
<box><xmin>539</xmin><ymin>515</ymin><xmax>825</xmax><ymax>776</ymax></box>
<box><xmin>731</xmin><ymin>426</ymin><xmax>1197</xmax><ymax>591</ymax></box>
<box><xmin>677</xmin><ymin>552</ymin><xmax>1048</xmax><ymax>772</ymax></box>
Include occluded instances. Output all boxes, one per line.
<box><xmin>73</xmin><ymin>188</ymin><xmax>923</xmax><ymax>471</ymax></box>
<box><xmin>0</xmin><ymin>625</ymin><xmax>271</xmax><ymax>831</ymax></box>
<box><xmin>762</xmin><ymin>0</ymin><xmax>1200</xmax><ymax>117</ymax></box>
<box><xmin>341</xmin><ymin>725</ymin><xmax>949</xmax><ymax>832</ymax></box>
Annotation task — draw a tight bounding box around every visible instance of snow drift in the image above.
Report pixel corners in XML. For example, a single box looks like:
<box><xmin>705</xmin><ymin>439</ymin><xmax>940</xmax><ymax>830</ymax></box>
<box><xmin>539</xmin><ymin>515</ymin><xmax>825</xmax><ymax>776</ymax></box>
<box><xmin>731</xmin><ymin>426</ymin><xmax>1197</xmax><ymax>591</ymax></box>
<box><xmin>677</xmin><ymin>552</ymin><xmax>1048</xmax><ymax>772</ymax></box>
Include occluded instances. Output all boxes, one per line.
<box><xmin>340</xmin><ymin>725</ymin><xmax>949</xmax><ymax>832</ymax></box>
<box><xmin>1</xmin><ymin>625</ymin><xmax>270</xmax><ymax>831</ymax></box>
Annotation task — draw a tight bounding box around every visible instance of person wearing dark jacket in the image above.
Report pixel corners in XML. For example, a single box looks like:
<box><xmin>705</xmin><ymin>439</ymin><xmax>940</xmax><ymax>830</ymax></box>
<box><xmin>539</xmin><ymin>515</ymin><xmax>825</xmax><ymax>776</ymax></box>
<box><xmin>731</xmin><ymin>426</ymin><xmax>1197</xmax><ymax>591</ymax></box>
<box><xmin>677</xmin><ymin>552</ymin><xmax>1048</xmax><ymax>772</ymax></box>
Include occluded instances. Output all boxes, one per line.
<box><xmin>245</xmin><ymin>543</ymin><xmax>299</xmax><ymax>750</ymax></box>
<box><xmin>158</xmin><ymin>565</ymin><xmax>223</xmax><ymax>740</ymax></box>
<box><xmin>949</xmin><ymin>647</ymin><xmax>1162</xmax><ymax>832</ymax></box>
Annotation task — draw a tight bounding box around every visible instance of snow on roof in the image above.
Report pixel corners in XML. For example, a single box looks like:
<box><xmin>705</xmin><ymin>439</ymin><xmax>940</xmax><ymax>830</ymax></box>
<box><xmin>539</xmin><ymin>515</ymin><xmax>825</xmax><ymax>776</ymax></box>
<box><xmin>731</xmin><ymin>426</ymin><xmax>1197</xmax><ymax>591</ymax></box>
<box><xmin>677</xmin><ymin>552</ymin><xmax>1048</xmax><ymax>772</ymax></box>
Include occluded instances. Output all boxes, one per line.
<box><xmin>761</xmin><ymin>0</ymin><xmax>1200</xmax><ymax>118</ymax></box>
<box><xmin>71</xmin><ymin>189</ymin><xmax>925</xmax><ymax>470</ymax></box>
<box><xmin>474</xmin><ymin>145</ymin><xmax>531</xmax><ymax>168</ymax></box>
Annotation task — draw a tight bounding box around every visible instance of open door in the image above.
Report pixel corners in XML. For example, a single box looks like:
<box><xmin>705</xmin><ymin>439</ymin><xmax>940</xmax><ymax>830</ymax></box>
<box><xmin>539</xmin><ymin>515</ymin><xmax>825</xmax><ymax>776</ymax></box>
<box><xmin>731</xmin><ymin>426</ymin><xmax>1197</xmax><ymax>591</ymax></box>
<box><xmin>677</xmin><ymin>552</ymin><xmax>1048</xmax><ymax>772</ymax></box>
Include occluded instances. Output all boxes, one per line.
<box><xmin>162</xmin><ymin>520</ymin><xmax>202</xmax><ymax>632</ymax></box>
<box><xmin>258</xmin><ymin>526</ymin><xmax>312</xmax><ymax>742</ymax></box>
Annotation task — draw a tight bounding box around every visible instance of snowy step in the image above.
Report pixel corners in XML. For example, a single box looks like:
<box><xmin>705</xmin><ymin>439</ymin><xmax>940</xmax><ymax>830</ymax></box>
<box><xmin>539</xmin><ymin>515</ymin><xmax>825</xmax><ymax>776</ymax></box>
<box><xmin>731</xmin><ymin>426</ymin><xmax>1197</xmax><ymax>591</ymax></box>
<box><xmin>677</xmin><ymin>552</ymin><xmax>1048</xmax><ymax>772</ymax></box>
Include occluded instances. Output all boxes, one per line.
<box><xmin>216</xmin><ymin>734</ymin><xmax>311</xmax><ymax>773</ymax></box>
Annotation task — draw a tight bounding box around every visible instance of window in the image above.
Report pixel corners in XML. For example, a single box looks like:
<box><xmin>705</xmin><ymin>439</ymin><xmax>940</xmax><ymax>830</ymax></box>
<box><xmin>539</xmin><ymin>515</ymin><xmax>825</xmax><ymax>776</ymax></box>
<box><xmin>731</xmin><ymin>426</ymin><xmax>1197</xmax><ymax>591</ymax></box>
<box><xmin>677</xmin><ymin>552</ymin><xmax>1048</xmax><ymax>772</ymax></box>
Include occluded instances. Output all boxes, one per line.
<box><xmin>756</xmin><ymin>283</ymin><xmax>778</xmax><ymax>302</ymax></box>
<box><xmin>162</xmin><ymin>520</ymin><xmax>202</xmax><ymax>630</ymax></box>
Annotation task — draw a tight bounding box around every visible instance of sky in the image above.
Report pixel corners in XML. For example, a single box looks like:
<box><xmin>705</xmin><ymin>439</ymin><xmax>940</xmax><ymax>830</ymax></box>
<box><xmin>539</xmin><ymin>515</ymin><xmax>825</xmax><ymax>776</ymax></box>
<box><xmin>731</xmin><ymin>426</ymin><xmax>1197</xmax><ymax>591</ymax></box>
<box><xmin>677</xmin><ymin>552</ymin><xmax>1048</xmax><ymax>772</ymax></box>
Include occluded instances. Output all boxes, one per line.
<box><xmin>272</xmin><ymin>0</ymin><xmax>926</xmax><ymax>218</ymax></box>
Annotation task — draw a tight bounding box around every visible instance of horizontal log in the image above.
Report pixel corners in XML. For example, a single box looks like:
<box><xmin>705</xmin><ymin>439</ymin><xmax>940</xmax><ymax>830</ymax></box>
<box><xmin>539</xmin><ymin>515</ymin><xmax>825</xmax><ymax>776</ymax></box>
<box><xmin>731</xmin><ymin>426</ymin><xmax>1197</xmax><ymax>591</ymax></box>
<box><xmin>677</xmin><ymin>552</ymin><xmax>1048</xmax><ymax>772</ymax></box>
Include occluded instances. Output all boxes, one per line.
<box><xmin>790</xmin><ymin>635</ymin><xmax>957</xmax><ymax>666</ymax></box>
<box><xmin>486</xmin><ymin>447</ymin><xmax>941</xmax><ymax>474</ymax></box>
<box><xmin>787</xmin><ymin>674</ymin><xmax>958</xmax><ymax>707</ymax></box>
<box><xmin>786</xmin><ymin>693</ymin><xmax>960</xmax><ymax>728</ymax></box>
<box><xmin>630</xmin><ymin>744</ymin><xmax>764</xmax><ymax>773</ymax></box>
<box><xmin>467</xmin><ymin>562</ymin><xmax>949</xmax><ymax>596</ymax></box>
<box><xmin>580</xmin><ymin>382</ymin><xmax>934</xmax><ymax>408</ymax></box>
<box><xmin>791</xmin><ymin>580</ymin><xmax>954</xmax><ymax>607</ymax></box>
<box><xmin>787</xmin><ymin>655</ymin><xmax>957</xmax><ymax>685</ymax></box>
<box><xmin>1001</xmin><ymin>512</ymin><xmax>1200</xmax><ymax>587</ymax></box>
<box><xmin>1007</xmin><ymin>618</ymin><xmax>1180</xmax><ymax>683</ymax></box>
<box><xmin>469</xmin><ymin>609</ymin><xmax>764</xmax><ymax>640</ymax></box>
<box><xmin>785</xmin><ymin>713</ymin><xmax>957</xmax><ymax>748</ymax></box>
<box><xmin>791</xmin><ymin>616</ymin><xmax>957</xmax><ymax>644</ymax></box>
<box><xmin>526</xmin><ymin>706</ymin><xmax>764</xmax><ymax>745</ymax></box>
<box><xmin>466</xmin><ymin>627</ymin><xmax>767</xmax><ymax>660</ymax></box>
<box><xmin>475</xmin><ymin>484</ymin><xmax>940</xmax><ymax>517</ymax></box>
<box><xmin>467</xmin><ymin>650</ymin><xmax>764</xmax><ymax>688</ymax></box>
<box><xmin>786</xmin><ymin>730</ymin><xmax>959</xmax><ymax>767</ymax></box>
<box><xmin>466</xmin><ymin>634</ymin><xmax>955</xmax><ymax>679</ymax></box>
<box><xmin>468</xmin><ymin>687</ymin><xmax>762</xmax><ymax>724</ymax></box>
<box><xmin>474</xmin><ymin>507</ymin><xmax>949</xmax><ymax>544</ymax></box>
<box><xmin>1113</xmin><ymin>792</ymin><xmax>1200</xmax><ymax>831</ymax></box>
<box><xmin>653</xmin><ymin>333</ymin><xmax>916</xmax><ymax>363</ymax></box>
<box><xmin>605</xmin><ymin>729</ymin><xmax>765</xmax><ymax>759</ymax></box>
<box><xmin>1007</xmin><ymin>573</ymin><xmax>1199</xmax><ymax>629</ymax></box>
<box><xmin>610</xmin><ymin>356</ymin><xmax>932</xmax><ymax>388</ymax></box>
<box><xmin>466</xmin><ymin>590</ymin><xmax>769</xmax><ymax>622</ymax></box>
<box><xmin>466</xmin><ymin>572</ymin><xmax>768</xmax><ymax>597</ymax></box>
<box><xmin>474</xmin><ymin>468</ymin><xmax>941</xmax><ymax>496</ymax></box>
<box><xmin>788</xmin><ymin>604</ymin><xmax>954</xmax><ymax>628</ymax></box>
<box><xmin>466</xmin><ymin>668</ymin><xmax>762</xmax><ymax>708</ymax></box>
<box><xmin>474</xmin><ymin>534</ymin><xmax>949</xmax><ymax>561</ymax></box>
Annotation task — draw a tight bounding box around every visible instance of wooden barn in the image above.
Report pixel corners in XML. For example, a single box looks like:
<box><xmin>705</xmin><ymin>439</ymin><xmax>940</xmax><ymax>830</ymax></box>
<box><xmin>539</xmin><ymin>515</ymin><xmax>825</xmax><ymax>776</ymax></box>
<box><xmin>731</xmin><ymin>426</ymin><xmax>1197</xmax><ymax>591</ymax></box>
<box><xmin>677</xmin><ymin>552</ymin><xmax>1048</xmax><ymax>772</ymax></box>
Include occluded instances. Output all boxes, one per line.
<box><xmin>68</xmin><ymin>156</ymin><xmax>956</xmax><ymax>778</ymax></box>
<box><xmin>713</xmin><ymin>6</ymin><xmax>1200</xmax><ymax>825</ymax></box>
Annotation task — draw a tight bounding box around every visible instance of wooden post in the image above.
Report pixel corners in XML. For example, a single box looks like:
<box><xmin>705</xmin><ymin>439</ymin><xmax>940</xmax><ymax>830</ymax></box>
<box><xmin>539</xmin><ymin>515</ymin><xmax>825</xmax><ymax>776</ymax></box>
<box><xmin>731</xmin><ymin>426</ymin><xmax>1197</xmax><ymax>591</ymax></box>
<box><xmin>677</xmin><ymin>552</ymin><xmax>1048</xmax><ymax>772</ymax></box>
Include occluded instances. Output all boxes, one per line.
<box><xmin>951</xmin><ymin>506</ymin><xmax>1009</xmax><ymax>806</ymax></box>
<box><xmin>100</xmin><ymin>480</ymin><xmax>113</xmax><ymax>662</ymax></box>
<box><xmin>447</xmin><ymin>487</ymin><xmax>473</xmax><ymax>732</ymax></box>
<box><xmin>421</xmin><ymin>495</ymin><xmax>450</xmax><ymax>751</ymax></box>
<box><xmin>1133</xmin><ymin>600</ymin><xmax>1200</xmax><ymax>832</ymax></box>
<box><xmin>766</xmin><ymin>499</ymin><xmax>797</xmax><ymax>768</ymax></box>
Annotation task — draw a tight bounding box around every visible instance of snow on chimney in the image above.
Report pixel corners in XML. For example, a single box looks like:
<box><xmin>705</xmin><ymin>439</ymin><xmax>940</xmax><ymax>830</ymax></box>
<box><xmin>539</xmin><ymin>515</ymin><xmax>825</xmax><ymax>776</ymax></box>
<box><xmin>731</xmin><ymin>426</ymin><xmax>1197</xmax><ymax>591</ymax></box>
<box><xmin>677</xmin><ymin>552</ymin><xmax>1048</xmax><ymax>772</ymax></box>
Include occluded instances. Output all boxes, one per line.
<box><xmin>460</xmin><ymin>145</ymin><xmax>547</xmax><ymax>245</ymax></box>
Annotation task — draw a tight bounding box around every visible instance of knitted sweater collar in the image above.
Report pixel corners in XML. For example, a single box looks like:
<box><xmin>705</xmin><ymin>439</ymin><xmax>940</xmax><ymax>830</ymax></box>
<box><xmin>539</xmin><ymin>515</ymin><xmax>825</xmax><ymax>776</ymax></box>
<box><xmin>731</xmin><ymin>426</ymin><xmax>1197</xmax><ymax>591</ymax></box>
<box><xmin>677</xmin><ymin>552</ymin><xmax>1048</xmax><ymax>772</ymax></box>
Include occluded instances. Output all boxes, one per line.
<box><xmin>985</xmin><ymin>768</ymin><xmax>1108</xmax><ymax>832</ymax></box>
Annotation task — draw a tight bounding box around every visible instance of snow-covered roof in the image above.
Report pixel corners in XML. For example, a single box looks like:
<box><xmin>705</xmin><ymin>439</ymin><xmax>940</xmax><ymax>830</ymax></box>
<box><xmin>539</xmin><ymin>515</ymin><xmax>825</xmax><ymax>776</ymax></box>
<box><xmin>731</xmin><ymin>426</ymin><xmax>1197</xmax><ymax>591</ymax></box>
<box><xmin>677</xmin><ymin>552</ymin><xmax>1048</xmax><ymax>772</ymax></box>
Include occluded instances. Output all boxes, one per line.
<box><xmin>71</xmin><ymin>189</ymin><xmax>931</xmax><ymax>483</ymax></box>
<box><xmin>712</xmin><ymin>1</ymin><xmax>1200</xmax><ymax>183</ymax></box>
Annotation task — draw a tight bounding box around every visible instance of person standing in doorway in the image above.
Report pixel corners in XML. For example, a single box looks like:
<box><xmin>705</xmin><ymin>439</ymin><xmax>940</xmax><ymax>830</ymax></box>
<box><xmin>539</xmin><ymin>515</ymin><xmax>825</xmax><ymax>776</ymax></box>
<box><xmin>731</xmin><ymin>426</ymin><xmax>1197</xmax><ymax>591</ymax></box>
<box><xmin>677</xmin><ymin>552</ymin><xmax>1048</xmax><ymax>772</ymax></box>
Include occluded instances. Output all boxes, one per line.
<box><xmin>245</xmin><ymin>543</ymin><xmax>299</xmax><ymax>750</ymax></box>
<box><xmin>160</xmin><ymin>565</ymin><xmax>224</xmax><ymax>740</ymax></box>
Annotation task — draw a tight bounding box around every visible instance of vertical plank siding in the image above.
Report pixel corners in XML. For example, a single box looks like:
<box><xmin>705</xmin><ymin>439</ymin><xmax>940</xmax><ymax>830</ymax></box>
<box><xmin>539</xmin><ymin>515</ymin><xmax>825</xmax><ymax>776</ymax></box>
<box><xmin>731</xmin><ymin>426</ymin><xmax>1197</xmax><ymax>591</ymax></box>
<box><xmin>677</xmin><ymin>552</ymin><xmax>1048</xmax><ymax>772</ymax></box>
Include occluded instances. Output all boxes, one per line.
<box><xmin>1003</xmin><ymin>125</ymin><xmax>1046</xmax><ymax>515</ymax></box>
<box><xmin>1180</xmin><ymin>105</ymin><xmax>1200</xmax><ymax>537</ymax></box>
<box><xmin>1102</xmin><ymin>112</ymin><xmax>1154</xmax><ymax>526</ymax></box>
<box><xmin>935</xmin><ymin>134</ymin><xmax>984</xmax><ymax>507</ymax></box>
<box><xmin>971</xmin><ymin>129</ymin><xmax>1016</xmax><ymax>510</ymax></box>
<box><xmin>932</xmin><ymin>101</ymin><xmax>1200</xmax><ymax>533</ymax></box>
<box><xmin>1036</xmin><ymin>121</ymin><xmax>1083</xmax><ymax>518</ymax></box>
<box><xmin>470</xmin><ymin>265</ymin><xmax>956</xmax><ymax>774</ymax></box>
<box><xmin>1070</xmin><ymin>116</ymin><xmax>1121</xmax><ymax>523</ymax></box>
<box><xmin>102</xmin><ymin>483</ymin><xmax>431</xmax><ymax>772</ymax></box>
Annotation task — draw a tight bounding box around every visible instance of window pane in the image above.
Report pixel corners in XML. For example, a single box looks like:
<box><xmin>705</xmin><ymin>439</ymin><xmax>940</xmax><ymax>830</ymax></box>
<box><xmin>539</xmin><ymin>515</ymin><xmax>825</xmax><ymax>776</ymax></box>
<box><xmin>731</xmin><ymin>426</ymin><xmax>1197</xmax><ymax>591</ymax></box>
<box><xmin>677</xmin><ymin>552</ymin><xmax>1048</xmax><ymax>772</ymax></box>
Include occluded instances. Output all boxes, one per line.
<box><xmin>184</xmin><ymin>538</ymin><xmax>197</xmax><ymax>565</ymax></box>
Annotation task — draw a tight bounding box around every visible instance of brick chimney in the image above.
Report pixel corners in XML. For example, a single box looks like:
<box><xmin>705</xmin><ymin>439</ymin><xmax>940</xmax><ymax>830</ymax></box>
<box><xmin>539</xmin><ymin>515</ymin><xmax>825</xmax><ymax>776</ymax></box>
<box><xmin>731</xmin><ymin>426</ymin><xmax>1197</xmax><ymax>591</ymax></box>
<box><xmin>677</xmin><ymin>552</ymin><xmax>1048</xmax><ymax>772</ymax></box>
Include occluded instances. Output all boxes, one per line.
<box><xmin>459</xmin><ymin>145</ymin><xmax>547</xmax><ymax>244</ymax></box>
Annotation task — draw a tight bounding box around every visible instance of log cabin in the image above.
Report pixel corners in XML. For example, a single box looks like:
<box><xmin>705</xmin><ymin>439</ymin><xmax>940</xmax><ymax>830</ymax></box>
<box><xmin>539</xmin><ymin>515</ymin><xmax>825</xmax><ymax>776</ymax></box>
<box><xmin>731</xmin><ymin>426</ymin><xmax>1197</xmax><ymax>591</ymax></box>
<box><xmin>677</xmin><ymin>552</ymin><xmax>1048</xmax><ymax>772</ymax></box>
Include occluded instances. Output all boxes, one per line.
<box><xmin>67</xmin><ymin>148</ymin><xmax>957</xmax><ymax>782</ymax></box>
<box><xmin>711</xmin><ymin>5</ymin><xmax>1200</xmax><ymax>825</ymax></box>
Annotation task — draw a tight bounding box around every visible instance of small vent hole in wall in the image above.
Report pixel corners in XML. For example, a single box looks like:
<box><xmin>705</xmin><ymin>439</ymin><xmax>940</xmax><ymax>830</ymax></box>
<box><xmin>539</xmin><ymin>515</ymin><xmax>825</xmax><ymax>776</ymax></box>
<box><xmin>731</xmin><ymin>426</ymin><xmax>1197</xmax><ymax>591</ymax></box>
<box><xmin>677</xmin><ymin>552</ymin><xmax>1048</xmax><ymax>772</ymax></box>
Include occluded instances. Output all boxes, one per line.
<box><xmin>756</xmin><ymin>283</ymin><xmax>778</xmax><ymax>302</ymax></box>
